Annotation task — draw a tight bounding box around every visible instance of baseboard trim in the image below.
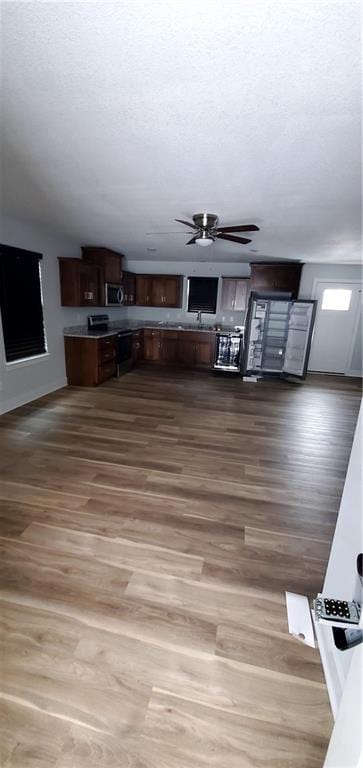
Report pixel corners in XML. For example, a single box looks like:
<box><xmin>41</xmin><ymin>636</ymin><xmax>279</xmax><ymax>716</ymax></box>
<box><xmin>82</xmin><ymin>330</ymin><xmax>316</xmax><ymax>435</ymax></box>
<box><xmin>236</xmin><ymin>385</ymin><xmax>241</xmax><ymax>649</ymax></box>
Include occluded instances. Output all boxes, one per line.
<box><xmin>346</xmin><ymin>370</ymin><xmax>362</xmax><ymax>378</ymax></box>
<box><xmin>0</xmin><ymin>378</ymin><xmax>68</xmax><ymax>415</ymax></box>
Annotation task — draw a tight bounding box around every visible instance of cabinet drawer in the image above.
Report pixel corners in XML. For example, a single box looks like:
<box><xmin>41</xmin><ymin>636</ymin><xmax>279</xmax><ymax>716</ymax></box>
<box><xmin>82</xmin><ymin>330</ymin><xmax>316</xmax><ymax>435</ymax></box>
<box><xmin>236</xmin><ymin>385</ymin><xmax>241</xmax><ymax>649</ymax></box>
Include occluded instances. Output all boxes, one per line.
<box><xmin>98</xmin><ymin>336</ymin><xmax>116</xmax><ymax>351</ymax></box>
<box><xmin>98</xmin><ymin>361</ymin><xmax>116</xmax><ymax>383</ymax></box>
<box><xmin>161</xmin><ymin>330</ymin><xmax>178</xmax><ymax>340</ymax></box>
<box><xmin>144</xmin><ymin>329</ymin><xmax>161</xmax><ymax>339</ymax></box>
<box><xmin>99</xmin><ymin>348</ymin><xmax>116</xmax><ymax>364</ymax></box>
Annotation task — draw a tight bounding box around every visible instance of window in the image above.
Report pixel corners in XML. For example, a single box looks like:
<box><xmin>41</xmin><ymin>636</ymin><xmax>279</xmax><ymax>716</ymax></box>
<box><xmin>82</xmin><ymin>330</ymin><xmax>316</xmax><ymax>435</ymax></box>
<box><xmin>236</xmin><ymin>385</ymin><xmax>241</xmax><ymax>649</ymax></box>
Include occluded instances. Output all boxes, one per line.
<box><xmin>321</xmin><ymin>288</ymin><xmax>352</xmax><ymax>311</ymax></box>
<box><xmin>0</xmin><ymin>244</ymin><xmax>47</xmax><ymax>362</ymax></box>
<box><xmin>187</xmin><ymin>277</ymin><xmax>218</xmax><ymax>313</ymax></box>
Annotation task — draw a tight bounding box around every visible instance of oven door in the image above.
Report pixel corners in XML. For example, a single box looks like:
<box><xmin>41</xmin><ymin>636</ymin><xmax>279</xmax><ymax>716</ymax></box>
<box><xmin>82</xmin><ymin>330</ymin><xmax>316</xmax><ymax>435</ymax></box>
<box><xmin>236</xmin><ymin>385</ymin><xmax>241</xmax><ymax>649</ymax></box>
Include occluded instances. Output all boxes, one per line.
<box><xmin>105</xmin><ymin>284</ymin><xmax>124</xmax><ymax>306</ymax></box>
<box><xmin>116</xmin><ymin>332</ymin><xmax>133</xmax><ymax>366</ymax></box>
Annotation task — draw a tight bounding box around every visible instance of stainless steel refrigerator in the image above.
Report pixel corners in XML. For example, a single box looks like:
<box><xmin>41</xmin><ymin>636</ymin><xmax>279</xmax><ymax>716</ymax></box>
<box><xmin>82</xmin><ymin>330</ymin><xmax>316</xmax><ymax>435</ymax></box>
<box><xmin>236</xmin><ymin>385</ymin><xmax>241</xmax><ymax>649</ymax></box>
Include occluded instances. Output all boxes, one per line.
<box><xmin>242</xmin><ymin>293</ymin><xmax>317</xmax><ymax>379</ymax></box>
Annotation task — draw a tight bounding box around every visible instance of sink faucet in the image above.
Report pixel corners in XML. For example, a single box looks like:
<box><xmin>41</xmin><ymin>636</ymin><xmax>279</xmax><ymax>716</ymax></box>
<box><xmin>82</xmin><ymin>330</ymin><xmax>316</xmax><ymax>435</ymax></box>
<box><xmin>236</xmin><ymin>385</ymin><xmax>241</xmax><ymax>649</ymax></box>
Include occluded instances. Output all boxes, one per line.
<box><xmin>197</xmin><ymin>311</ymin><xmax>203</xmax><ymax>328</ymax></box>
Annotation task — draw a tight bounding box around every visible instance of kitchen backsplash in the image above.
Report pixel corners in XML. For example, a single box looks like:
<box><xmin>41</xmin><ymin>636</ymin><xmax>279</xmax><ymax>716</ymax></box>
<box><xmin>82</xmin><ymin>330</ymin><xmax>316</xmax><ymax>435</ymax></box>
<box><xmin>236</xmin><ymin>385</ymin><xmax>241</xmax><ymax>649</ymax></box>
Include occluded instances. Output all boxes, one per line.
<box><xmin>124</xmin><ymin>304</ymin><xmax>246</xmax><ymax>327</ymax></box>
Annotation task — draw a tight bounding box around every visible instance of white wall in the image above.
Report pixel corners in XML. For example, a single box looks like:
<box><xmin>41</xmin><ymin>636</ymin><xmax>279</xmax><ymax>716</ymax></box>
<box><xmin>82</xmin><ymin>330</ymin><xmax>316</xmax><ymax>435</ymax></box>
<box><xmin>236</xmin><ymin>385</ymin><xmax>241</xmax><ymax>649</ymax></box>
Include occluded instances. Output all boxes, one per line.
<box><xmin>0</xmin><ymin>215</ymin><xmax>127</xmax><ymax>414</ymax></box>
<box><xmin>298</xmin><ymin>263</ymin><xmax>362</xmax><ymax>300</ymax></box>
<box><xmin>124</xmin><ymin>258</ymin><xmax>251</xmax><ymax>326</ymax></box>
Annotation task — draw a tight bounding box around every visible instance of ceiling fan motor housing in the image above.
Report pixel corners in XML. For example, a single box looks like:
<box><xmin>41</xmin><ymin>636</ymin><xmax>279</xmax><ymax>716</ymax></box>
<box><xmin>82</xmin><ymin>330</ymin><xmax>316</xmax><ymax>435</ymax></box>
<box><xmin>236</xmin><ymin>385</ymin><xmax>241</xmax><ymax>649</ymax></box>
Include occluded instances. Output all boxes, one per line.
<box><xmin>193</xmin><ymin>213</ymin><xmax>219</xmax><ymax>231</ymax></box>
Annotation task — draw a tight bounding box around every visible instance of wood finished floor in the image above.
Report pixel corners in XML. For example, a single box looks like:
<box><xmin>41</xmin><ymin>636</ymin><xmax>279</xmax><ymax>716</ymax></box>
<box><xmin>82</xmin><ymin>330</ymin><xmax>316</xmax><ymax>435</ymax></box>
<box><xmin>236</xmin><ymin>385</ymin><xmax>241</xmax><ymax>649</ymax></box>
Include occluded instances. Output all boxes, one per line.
<box><xmin>0</xmin><ymin>367</ymin><xmax>361</xmax><ymax>767</ymax></box>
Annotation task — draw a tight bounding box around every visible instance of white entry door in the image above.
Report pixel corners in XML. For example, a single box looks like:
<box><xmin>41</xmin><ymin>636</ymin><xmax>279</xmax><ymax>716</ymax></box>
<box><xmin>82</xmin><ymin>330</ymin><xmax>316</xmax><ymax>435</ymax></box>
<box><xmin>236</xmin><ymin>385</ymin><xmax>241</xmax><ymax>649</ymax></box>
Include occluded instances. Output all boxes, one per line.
<box><xmin>308</xmin><ymin>281</ymin><xmax>362</xmax><ymax>374</ymax></box>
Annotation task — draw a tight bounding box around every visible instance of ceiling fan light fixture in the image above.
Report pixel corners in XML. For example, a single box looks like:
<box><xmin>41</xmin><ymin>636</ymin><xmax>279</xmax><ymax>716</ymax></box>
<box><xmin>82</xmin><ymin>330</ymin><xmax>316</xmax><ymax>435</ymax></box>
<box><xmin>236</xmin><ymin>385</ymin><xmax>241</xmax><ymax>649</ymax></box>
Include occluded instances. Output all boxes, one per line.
<box><xmin>195</xmin><ymin>233</ymin><xmax>214</xmax><ymax>247</ymax></box>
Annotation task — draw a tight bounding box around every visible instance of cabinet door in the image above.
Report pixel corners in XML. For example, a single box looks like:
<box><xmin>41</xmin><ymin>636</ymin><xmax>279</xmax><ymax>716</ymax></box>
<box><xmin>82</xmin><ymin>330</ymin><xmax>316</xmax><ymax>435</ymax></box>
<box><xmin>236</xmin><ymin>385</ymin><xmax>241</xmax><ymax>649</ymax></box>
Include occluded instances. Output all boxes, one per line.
<box><xmin>104</xmin><ymin>253</ymin><xmax>122</xmax><ymax>283</ymax></box>
<box><xmin>221</xmin><ymin>278</ymin><xmax>248</xmax><ymax>311</ymax></box>
<box><xmin>273</xmin><ymin>266</ymin><xmax>301</xmax><ymax>297</ymax></box>
<box><xmin>151</xmin><ymin>277</ymin><xmax>164</xmax><ymax>307</ymax></box>
<box><xmin>143</xmin><ymin>330</ymin><xmax>161</xmax><ymax>361</ymax></box>
<box><xmin>82</xmin><ymin>248</ymin><xmax>123</xmax><ymax>284</ymax></box>
<box><xmin>221</xmin><ymin>279</ymin><xmax>237</xmax><ymax>311</ymax></box>
<box><xmin>136</xmin><ymin>276</ymin><xmax>153</xmax><ymax>306</ymax></box>
<box><xmin>123</xmin><ymin>271</ymin><xmax>133</xmax><ymax>305</ymax></box>
<box><xmin>132</xmin><ymin>331</ymin><xmax>143</xmax><ymax>364</ymax></box>
<box><xmin>250</xmin><ymin>263</ymin><xmax>302</xmax><ymax>299</ymax></box>
<box><xmin>234</xmin><ymin>279</ymin><xmax>249</xmax><ymax>310</ymax></box>
<box><xmin>177</xmin><ymin>336</ymin><xmax>196</xmax><ymax>367</ymax></box>
<box><xmin>194</xmin><ymin>335</ymin><xmax>215</xmax><ymax>367</ymax></box>
<box><xmin>80</xmin><ymin>263</ymin><xmax>99</xmax><ymax>305</ymax></box>
<box><xmin>161</xmin><ymin>332</ymin><xmax>178</xmax><ymax>363</ymax></box>
<box><xmin>150</xmin><ymin>276</ymin><xmax>182</xmax><ymax>307</ymax></box>
<box><xmin>163</xmin><ymin>277</ymin><xmax>182</xmax><ymax>307</ymax></box>
<box><xmin>127</xmin><ymin>273</ymin><xmax>136</xmax><ymax>305</ymax></box>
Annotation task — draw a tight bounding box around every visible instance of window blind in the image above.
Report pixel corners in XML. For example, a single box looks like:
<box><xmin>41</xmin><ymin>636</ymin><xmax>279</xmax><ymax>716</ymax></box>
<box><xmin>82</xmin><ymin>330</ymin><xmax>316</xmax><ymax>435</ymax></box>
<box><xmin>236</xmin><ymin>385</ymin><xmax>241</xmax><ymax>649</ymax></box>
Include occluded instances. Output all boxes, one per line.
<box><xmin>0</xmin><ymin>244</ymin><xmax>47</xmax><ymax>362</ymax></box>
<box><xmin>188</xmin><ymin>277</ymin><xmax>218</xmax><ymax>313</ymax></box>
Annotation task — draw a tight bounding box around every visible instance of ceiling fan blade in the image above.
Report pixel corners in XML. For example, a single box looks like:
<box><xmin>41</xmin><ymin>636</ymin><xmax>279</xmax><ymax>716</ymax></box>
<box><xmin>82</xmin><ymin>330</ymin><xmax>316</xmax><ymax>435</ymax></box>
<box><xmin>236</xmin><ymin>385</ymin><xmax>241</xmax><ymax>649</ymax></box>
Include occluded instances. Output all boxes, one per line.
<box><xmin>175</xmin><ymin>218</ymin><xmax>196</xmax><ymax>229</ymax></box>
<box><xmin>216</xmin><ymin>224</ymin><xmax>259</xmax><ymax>233</ymax></box>
<box><xmin>217</xmin><ymin>234</ymin><xmax>252</xmax><ymax>245</ymax></box>
<box><xmin>145</xmin><ymin>231</ymin><xmax>192</xmax><ymax>234</ymax></box>
<box><xmin>186</xmin><ymin>237</ymin><xmax>197</xmax><ymax>245</ymax></box>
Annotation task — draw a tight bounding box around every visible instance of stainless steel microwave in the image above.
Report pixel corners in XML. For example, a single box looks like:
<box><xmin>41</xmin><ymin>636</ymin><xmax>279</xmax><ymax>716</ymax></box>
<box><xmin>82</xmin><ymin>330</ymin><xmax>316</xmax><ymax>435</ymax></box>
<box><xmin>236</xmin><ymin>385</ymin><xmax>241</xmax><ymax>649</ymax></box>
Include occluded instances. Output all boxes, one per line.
<box><xmin>105</xmin><ymin>283</ymin><xmax>124</xmax><ymax>306</ymax></box>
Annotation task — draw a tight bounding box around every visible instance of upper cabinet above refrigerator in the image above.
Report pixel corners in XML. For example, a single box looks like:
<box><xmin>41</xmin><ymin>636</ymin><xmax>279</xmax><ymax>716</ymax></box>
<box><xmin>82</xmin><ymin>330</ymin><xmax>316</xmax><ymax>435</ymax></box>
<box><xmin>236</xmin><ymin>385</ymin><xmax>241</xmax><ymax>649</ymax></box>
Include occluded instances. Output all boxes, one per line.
<box><xmin>250</xmin><ymin>262</ymin><xmax>302</xmax><ymax>299</ymax></box>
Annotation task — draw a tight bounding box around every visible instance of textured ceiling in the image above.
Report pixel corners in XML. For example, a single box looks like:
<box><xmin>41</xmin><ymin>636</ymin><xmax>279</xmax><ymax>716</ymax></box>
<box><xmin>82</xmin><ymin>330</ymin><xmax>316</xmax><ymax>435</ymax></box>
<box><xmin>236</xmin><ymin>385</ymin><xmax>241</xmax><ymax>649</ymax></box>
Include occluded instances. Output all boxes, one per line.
<box><xmin>1</xmin><ymin>0</ymin><xmax>361</xmax><ymax>263</ymax></box>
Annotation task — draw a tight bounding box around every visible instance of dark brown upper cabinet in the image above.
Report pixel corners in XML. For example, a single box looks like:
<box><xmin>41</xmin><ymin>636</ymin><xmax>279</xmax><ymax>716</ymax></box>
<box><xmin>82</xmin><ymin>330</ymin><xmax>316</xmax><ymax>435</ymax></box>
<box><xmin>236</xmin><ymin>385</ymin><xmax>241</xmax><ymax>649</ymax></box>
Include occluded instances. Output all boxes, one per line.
<box><xmin>250</xmin><ymin>262</ymin><xmax>302</xmax><ymax>299</ymax></box>
<box><xmin>122</xmin><ymin>271</ymin><xmax>136</xmax><ymax>305</ymax></box>
<box><xmin>59</xmin><ymin>258</ymin><xmax>100</xmax><ymax>306</ymax></box>
<box><xmin>135</xmin><ymin>275</ymin><xmax>182</xmax><ymax>308</ymax></box>
<box><xmin>135</xmin><ymin>275</ymin><xmax>153</xmax><ymax>306</ymax></box>
<box><xmin>81</xmin><ymin>246</ymin><xmax>123</xmax><ymax>284</ymax></box>
<box><xmin>152</xmin><ymin>276</ymin><xmax>182</xmax><ymax>308</ymax></box>
<box><xmin>221</xmin><ymin>278</ymin><xmax>249</xmax><ymax>312</ymax></box>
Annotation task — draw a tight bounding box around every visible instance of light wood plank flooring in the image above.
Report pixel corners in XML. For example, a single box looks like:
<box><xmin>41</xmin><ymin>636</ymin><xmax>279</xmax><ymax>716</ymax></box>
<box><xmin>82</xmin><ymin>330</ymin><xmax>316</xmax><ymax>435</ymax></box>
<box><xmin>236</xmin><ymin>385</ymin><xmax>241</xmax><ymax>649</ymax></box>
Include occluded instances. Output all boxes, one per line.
<box><xmin>0</xmin><ymin>367</ymin><xmax>361</xmax><ymax>767</ymax></box>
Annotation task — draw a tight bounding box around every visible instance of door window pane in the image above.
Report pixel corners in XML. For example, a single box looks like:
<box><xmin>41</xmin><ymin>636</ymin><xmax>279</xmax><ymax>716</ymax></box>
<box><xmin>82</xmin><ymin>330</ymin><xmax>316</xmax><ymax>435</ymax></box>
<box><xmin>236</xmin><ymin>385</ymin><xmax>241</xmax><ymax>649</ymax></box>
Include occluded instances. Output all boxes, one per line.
<box><xmin>321</xmin><ymin>288</ymin><xmax>352</xmax><ymax>311</ymax></box>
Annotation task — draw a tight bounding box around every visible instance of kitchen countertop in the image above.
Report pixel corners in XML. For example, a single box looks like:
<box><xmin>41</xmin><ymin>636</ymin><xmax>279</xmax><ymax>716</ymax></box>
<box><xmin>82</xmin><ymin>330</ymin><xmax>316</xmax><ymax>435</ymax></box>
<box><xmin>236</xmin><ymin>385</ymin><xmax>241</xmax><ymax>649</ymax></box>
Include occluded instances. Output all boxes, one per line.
<box><xmin>63</xmin><ymin>322</ymin><xmax>244</xmax><ymax>339</ymax></box>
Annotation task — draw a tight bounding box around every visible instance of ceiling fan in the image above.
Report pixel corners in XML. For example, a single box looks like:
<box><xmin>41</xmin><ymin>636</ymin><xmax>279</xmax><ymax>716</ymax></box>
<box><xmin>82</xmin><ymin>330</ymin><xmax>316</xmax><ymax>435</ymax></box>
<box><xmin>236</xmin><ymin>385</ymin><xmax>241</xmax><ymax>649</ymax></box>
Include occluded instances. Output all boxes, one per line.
<box><xmin>147</xmin><ymin>213</ymin><xmax>259</xmax><ymax>247</ymax></box>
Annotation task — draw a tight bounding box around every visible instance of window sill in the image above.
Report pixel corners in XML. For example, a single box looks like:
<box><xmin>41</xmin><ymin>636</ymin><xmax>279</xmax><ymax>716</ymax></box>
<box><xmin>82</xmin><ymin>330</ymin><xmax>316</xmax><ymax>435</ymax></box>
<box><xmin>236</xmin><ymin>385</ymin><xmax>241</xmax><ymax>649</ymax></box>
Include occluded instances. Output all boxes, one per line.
<box><xmin>5</xmin><ymin>352</ymin><xmax>50</xmax><ymax>370</ymax></box>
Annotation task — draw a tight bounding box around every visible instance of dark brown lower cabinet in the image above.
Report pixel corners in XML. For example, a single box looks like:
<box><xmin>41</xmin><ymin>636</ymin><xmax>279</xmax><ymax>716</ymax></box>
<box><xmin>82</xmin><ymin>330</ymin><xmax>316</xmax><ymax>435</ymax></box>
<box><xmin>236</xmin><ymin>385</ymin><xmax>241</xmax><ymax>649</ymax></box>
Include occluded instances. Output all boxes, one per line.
<box><xmin>143</xmin><ymin>330</ymin><xmax>215</xmax><ymax>368</ymax></box>
<box><xmin>132</xmin><ymin>330</ymin><xmax>144</xmax><ymax>364</ymax></box>
<box><xmin>177</xmin><ymin>332</ymin><xmax>215</xmax><ymax>368</ymax></box>
<box><xmin>177</xmin><ymin>337</ymin><xmax>196</xmax><ymax>367</ymax></box>
<box><xmin>64</xmin><ymin>329</ymin><xmax>216</xmax><ymax>386</ymax></box>
<box><xmin>64</xmin><ymin>335</ymin><xmax>117</xmax><ymax>386</ymax></box>
<box><xmin>194</xmin><ymin>336</ymin><xmax>215</xmax><ymax>367</ymax></box>
<box><xmin>160</xmin><ymin>331</ymin><xmax>179</xmax><ymax>364</ymax></box>
<box><xmin>143</xmin><ymin>330</ymin><xmax>162</xmax><ymax>362</ymax></box>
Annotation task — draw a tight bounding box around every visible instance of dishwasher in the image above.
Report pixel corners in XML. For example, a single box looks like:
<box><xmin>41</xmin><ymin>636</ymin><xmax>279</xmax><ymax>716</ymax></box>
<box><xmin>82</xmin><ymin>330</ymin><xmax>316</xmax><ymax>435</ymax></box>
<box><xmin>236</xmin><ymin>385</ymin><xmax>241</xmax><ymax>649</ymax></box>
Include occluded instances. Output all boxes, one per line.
<box><xmin>213</xmin><ymin>332</ymin><xmax>243</xmax><ymax>373</ymax></box>
<box><xmin>116</xmin><ymin>330</ymin><xmax>133</xmax><ymax>376</ymax></box>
